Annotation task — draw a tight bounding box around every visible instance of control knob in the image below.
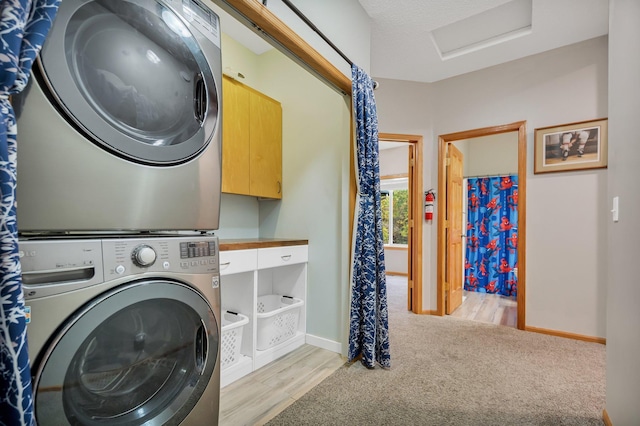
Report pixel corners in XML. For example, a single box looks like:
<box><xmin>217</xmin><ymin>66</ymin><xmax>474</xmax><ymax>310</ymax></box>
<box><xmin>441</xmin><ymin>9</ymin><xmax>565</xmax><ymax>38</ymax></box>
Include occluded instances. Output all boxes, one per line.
<box><xmin>132</xmin><ymin>245</ymin><xmax>157</xmax><ymax>267</ymax></box>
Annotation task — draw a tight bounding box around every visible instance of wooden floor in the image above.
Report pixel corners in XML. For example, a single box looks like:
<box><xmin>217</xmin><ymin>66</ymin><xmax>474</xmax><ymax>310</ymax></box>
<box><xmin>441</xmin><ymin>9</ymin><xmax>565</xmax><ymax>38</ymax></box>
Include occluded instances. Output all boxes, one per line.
<box><xmin>449</xmin><ymin>290</ymin><xmax>517</xmax><ymax>327</ymax></box>
<box><xmin>219</xmin><ymin>344</ymin><xmax>345</xmax><ymax>425</ymax></box>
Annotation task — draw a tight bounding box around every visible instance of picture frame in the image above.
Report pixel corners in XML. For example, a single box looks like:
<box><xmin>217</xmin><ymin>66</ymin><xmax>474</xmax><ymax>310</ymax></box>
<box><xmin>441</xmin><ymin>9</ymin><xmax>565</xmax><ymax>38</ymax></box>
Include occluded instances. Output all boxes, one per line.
<box><xmin>534</xmin><ymin>118</ymin><xmax>608</xmax><ymax>174</ymax></box>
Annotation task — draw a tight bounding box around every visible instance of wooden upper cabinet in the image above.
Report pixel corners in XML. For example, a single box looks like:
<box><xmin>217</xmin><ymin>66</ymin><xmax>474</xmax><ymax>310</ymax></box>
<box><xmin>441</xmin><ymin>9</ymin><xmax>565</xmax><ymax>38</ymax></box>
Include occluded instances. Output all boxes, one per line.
<box><xmin>222</xmin><ymin>76</ymin><xmax>250</xmax><ymax>194</ymax></box>
<box><xmin>221</xmin><ymin>76</ymin><xmax>282</xmax><ymax>199</ymax></box>
<box><xmin>249</xmin><ymin>90</ymin><xmax>282</xmax><ymax>199</ymax></box>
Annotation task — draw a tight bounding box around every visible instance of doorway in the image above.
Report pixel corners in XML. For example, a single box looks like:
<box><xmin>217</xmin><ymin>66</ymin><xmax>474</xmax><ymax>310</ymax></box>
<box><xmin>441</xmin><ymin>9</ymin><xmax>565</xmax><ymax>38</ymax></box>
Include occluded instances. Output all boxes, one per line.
<box><xmin>436</xmin><ymin>122</ymin><xmax>527</xmax><ymax>330</ymax></box>
<box><xmin>378</xmin><ymin>133</ymin><xmax>423</xmax><ymax>314</ymax></box>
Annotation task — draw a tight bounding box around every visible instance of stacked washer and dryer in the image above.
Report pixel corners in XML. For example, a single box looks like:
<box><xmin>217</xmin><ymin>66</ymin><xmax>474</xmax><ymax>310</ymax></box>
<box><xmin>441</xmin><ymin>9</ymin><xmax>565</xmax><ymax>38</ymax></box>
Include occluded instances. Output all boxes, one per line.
<box><xmin>15</xmin><ymin>0</ymin><xmax>224</xmax><ymax>424</ymax></box>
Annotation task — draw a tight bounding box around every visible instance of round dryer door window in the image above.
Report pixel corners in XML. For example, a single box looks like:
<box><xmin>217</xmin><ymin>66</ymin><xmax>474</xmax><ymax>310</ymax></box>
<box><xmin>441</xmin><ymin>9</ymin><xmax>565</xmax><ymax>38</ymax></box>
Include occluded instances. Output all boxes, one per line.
<box><xmin>37</xmin><ymin>0</ymin><xmax>221</xmax><ymax>165</ymax></box>
<box><xmin>32</xmin><ymin>281</ymin><xmax>219</xmax><ymax>425</ymax></box>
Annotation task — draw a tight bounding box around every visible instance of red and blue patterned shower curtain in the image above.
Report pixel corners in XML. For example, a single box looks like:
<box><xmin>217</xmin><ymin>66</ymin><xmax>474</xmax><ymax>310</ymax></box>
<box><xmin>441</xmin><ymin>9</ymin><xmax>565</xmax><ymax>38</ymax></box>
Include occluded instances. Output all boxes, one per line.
<box><xmin>0</xmin><ymin>1</ymin><xmax>60</xmax><ymax>424</ymax></box>
<box><xmin>465</xmin><ymin>175</ymin><xmax>518</xmax><ymax>297</ymax></box>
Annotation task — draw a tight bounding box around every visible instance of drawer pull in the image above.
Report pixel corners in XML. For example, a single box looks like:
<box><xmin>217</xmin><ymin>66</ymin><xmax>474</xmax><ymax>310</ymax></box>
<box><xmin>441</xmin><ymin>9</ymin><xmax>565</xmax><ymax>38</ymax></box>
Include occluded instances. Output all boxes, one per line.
<box><xmin>281</xmin><ymin>255</ymin><xmax>292</xmax><ymax>261</ymax></box>
<box><xmin>220</xmin><ymin>261</ymin><xmax>231</xmax><ymax>269</ymax></box>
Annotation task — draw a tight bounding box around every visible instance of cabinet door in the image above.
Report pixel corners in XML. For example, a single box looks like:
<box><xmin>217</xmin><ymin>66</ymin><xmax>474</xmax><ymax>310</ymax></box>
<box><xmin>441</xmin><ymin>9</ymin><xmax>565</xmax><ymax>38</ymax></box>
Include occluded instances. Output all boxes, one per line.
<box><xmin>249</xmin><ymin>91</ymin><xmax>282</xmax><ymax>199</ymax></box>
<box><xmin>221</xmin><ymin>76</ymin><xmax>250</xmax><ymax>195</ymax></box>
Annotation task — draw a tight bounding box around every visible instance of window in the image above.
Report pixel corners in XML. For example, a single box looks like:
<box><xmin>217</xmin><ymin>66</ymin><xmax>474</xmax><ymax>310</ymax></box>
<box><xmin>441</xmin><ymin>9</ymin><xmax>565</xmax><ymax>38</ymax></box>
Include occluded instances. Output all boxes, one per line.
<box><xmin>380</xmin><ymin>178</ymin><xmax>408</xmax><ymax>246</ymax></box>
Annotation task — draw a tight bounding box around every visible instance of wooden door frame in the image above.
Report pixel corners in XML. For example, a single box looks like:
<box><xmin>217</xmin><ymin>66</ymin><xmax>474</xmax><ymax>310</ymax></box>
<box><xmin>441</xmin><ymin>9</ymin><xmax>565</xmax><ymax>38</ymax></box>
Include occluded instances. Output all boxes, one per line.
<box><xmin>436</xmin><ymin>121</ymin><xmax>527</xmax><ymax>330</ymax></box>
<box><xmin>216</xmin><ymin>0</ymin><xmax>351</xmax><ymax>94</ymax></box>
<box><xmin>379</xmin><ymin>133</ymin><xmax>424</xmax><ymax>314</ymax></box>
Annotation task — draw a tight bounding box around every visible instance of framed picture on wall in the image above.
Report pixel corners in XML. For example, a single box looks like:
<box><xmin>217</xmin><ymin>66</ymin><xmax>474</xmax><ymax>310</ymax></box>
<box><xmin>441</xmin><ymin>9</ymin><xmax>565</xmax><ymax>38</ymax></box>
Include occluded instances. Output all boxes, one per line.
<box><xmin>534</xmin><ymin>118</ymin><xmax>608</xmax><ymax>174</ymax></box>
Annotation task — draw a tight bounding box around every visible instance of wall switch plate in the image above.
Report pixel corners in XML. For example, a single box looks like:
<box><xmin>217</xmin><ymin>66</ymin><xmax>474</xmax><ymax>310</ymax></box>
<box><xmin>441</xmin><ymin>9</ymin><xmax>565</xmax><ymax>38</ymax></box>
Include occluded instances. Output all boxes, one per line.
<box><xmin>611</xmin><ymin>196</ymin><xmax>619</xmax><ymax>222</ymax></box>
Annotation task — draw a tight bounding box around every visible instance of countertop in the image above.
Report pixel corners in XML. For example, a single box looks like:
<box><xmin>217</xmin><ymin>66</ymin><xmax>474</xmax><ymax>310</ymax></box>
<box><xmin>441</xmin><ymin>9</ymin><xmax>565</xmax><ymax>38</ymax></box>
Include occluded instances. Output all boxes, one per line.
<box><xmin>219</xmin><ymin>238</ymin><xmax>308</xmax><ymax>251</ymax></box>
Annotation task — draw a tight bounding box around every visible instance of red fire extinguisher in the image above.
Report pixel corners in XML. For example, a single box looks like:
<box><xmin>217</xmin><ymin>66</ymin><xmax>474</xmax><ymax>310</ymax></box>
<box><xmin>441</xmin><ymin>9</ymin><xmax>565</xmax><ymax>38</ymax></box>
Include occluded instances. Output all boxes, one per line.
<box><xmin>424</xmin><ymin>190</ymin><xmax>435</xmax><ymax>221</ymax></box>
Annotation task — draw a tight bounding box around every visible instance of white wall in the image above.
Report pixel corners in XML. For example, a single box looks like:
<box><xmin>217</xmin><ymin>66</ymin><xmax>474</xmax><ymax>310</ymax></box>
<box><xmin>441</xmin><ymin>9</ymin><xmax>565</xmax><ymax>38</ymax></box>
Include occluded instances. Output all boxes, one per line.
<box><xmin>606</xmin><ymin>1</ymin><xmax>640</xmax><ymax>423</ymax></box>
<box><xmin>375</xmin><ymin>36</ymin><xmax>608</xmax><ymax>338</ymax></box>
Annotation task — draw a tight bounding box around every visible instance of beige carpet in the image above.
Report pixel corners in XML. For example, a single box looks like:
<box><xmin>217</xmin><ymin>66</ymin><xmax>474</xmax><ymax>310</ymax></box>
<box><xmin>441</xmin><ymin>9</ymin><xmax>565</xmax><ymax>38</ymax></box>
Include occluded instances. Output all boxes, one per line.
<box><xmin>267</xmin><ymin>277</ymin><xmax>606</xmax><ymax>425</ymax></box>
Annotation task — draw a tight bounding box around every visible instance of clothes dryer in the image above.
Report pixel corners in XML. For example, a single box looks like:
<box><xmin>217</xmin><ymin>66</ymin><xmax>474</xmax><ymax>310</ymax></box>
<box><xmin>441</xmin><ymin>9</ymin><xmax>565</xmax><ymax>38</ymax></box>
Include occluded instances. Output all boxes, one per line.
<box><xmin>15</xmin><ymin>0</ymin><xmax>222</xmax><ymax>233</ymax></box>
<box><xmin>21</xmin><ymin>234</ymin><xmax>221</xmax><ymax>425</ymax></box>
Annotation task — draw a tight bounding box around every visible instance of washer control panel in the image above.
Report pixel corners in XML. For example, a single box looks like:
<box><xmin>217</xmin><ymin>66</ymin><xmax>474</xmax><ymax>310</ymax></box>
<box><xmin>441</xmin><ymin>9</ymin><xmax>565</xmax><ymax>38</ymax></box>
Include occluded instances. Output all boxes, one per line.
<box><xmin>19</xmin><ymin>239</ymin><xmax>104</xmax><ymax>300</ymax></box>
<box><xmin>132</xmin><ymin>244</ymin><xmax>157</xmax><ymax>267</ymax></box>
<box><xmin>18</xmin><ymin>235</ymin><xmax>219</xmax><ymax>299</ymax></box>
<box><xmin>180</xmin><ymin>240</ymin><xmax>216</xmax><ymax>259</ymax></box>
<box><xmin>102</xmin><ymin>235</ymin><xmax>219</xmax><ymax>278</ymax></box>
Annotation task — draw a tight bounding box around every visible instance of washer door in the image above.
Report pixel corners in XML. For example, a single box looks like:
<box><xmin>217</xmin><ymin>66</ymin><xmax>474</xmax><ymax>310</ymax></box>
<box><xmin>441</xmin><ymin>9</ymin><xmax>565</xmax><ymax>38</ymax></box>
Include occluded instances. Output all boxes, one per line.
<box><xmin>32</xmin><ymin>280</ymin><xmax>218</xmax><ymax>426</ymax></box>
<box><xmin>38</xmin><ymin>0</ymin><xmax>220</xmax><ymax>165</ymax></box>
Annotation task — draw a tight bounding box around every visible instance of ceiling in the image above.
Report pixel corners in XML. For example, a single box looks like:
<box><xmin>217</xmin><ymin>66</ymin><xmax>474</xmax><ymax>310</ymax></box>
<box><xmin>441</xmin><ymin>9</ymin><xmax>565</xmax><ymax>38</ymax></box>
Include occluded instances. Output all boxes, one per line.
<box><xmin>214</xmin><ymin>0</ymin><xmax>609</xmax><ymax>84</ymax></box>
<box><xmin>358</xmin><ymin>0</ymin><xmax>609</xmax><ymax>83</ymax></box>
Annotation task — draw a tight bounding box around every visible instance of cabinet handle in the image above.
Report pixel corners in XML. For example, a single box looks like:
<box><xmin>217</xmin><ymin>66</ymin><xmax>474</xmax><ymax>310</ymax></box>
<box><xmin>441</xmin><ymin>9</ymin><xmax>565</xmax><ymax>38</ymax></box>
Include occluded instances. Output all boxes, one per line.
<box><xmin>281</xmin><ymin>255</ymin><xmax>292</xmax><ymax>261</ymax></box>
<box><xmin>220</xmin><ymin>261</ymin><xmax>231</xmax><ymax>269</ymax></box>
<box><xmin>277</xmin><ymin>181</ymin><xmax>282</xmax><ymax>194</ymax></box>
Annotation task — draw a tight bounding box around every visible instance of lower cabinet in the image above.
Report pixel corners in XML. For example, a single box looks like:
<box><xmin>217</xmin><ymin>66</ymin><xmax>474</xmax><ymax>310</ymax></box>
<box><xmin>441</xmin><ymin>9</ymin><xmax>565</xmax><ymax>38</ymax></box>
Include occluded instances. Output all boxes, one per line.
<box><xmin>219</xmin><ymin>244</ymin><xmax>308</xmax><ymax>387</ymax></box>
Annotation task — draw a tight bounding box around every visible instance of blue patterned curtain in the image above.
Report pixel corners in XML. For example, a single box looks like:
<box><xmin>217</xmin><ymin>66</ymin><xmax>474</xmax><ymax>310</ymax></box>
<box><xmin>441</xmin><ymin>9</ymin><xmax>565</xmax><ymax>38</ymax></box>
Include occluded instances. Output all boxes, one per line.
<box><xmin>348</xmin><ymin>64</ymin><xmax>390</xmax><ymax>369</ymax></box>
<box><xmin>0</xmin><ymin>1</ymin><xmax>60</xmax><ymax>424</ymax></box>
<box><xmin>464</xmin><ymin>175</ymin><xmax>518</xmax><ymax>297</ymax></box>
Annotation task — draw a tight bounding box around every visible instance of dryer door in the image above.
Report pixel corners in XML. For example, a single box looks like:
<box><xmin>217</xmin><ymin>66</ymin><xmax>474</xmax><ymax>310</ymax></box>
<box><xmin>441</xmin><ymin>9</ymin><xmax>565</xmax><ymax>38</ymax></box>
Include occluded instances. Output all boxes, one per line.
<box><xmin>32</xmin><ymin>280</ymin><xmax>219</xmax><ymax>426</ymax></box>
<box><xmin>37</xmin><ymin>0</ymin><xmax>221</xmax><ymax>165</ymax></box>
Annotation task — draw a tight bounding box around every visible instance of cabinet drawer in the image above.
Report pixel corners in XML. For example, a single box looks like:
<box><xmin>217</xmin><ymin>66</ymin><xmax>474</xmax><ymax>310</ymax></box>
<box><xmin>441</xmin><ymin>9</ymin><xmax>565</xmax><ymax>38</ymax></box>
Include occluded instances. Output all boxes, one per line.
<box><xmin>257</xmin><ymin>245</ymin><xmax>308</xmax><ymax>269</ymax></box>
<box><xmin>219</xmin><ymin>249</ymin><xmax>257</xmax><ymax>275</ymax></box>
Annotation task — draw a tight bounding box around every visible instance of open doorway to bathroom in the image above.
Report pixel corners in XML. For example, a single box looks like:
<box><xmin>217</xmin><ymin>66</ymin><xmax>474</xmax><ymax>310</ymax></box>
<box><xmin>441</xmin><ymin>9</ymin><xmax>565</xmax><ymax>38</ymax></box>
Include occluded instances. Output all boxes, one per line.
<box><xmin>437</xmin><ymin>122</ymin><xmax>527</xmax><ymax>330</ymax></box>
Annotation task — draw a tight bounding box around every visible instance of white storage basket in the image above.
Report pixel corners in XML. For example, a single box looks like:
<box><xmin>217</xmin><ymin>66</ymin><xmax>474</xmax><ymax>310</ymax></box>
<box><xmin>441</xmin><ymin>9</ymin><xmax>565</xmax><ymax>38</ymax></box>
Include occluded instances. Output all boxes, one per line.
<box><xmin>221</xmin><ymin>310</ymin><xmax>249</xmax><ymax>369</ymax></box>
<box><xmin>256</xmin><ymin>295</ymin><xmax>304</xmax><ymax>351</ymax></box>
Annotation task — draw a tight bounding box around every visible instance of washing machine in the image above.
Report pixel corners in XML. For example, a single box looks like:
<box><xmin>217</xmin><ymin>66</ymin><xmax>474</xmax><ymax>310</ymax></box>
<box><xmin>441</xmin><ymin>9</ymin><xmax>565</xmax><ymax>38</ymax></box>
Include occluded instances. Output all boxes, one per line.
<box><xmin>14</xmin><ymin>0</ymin><xmax>222</xmax><ymax>233</ymax></box>
<box><xmin>20</xmin><ymin>234</ymin><xmax>221</xmax><ymax>425</ymax></box>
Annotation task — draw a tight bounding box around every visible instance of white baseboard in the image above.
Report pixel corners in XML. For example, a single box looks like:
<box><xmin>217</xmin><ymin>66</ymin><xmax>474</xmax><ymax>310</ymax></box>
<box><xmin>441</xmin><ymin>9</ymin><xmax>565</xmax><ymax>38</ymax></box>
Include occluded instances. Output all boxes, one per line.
<box><xmin>305</xmin><ymin>334</ymin><xmax>342</xmax><ymax>354</ymax></box>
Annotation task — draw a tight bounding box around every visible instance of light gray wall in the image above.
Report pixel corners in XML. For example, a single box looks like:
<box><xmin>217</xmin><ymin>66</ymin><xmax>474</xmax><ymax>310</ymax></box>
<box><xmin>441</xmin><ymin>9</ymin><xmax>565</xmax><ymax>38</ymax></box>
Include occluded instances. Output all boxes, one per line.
<box><xmin>217</xmin><ymin>194</ymin><xmax>260</xmax><ymax>239</ymax></box>
<box><xmin>454</xmin><ymin>139</ymin><xmax>470</xmax><ymax>176</ymax></box>
<box><xmin>385</xmin><ymin>249</ymin><xmax>408</xmax><ymax>275</ymax></box>
<box><xmin>461</xmin><ymin>132</ymin><xmax>519</xmax><ymax>177</ymax></box>
<box><xmin>379</xmin><ymin>145</ymin><xmax>409</xmax><ymax>176</ymax></box>
<box><xmin>375</xmin><ymin>79</ymin><xmax>437</xmax><ymax>304</ymax></box>
<box><xmin>255</xmin><ymin>49</ymin><xmax>352</xmax><ymax>347</ymax></box>
<box><xmin>606</xmin><ymin>1</ymin><xmax>640</xmax><ymax>423</ymax></box>
<box><xmin>375</xmin><ymin>36</ymin><xmax>608</xmax><ymax>338</ymax></box>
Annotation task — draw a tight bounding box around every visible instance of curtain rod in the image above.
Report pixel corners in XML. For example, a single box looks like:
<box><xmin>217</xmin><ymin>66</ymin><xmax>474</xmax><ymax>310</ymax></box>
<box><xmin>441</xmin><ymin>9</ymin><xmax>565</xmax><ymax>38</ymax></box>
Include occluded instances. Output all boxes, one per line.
<box><xmin>279</xmin><ymin>0</ymin><xmax>379</xmax><ymax>89</ymax></box>
<box><xmin>280</xmin><ymin>0</ymin><xmax>353</xmax><ymax>67</ymax></box>
<box><xmin>464</xmin><ymin>173</ymin><xmax>518</xmax><ymax>179</ymax></box>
